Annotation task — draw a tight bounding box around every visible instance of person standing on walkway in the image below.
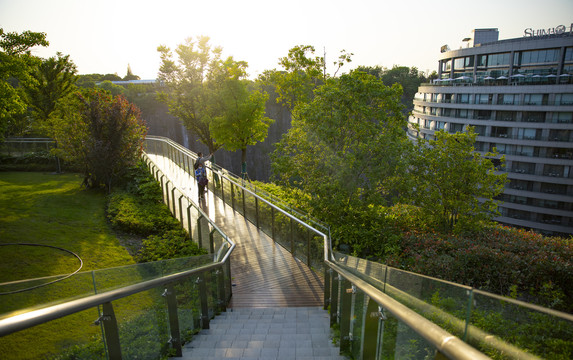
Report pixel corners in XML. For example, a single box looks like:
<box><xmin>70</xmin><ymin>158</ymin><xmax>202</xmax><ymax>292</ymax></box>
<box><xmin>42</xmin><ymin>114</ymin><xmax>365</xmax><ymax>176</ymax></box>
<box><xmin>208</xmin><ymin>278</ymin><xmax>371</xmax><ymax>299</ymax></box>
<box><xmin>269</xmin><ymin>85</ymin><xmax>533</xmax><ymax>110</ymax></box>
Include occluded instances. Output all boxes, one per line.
<box><xmin>195</xmin><ymin>162</ymin><xmax>208</xmax><ymax>200</ymax></box>
<box><xmin>194</xmin><ymin>152</ymin><xmax>213</xmax><ymax>170</ymax></box>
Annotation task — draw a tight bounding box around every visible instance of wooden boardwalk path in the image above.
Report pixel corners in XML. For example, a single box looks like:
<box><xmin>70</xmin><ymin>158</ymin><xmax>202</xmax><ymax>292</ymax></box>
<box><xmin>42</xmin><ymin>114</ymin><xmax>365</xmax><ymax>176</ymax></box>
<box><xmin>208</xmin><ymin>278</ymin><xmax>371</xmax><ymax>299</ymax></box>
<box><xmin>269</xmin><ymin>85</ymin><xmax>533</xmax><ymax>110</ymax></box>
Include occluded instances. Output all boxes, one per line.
<box><xmin>150</xmin><ymin>154</ymin><xmax>324</xmax><ymax>308</ymax></box>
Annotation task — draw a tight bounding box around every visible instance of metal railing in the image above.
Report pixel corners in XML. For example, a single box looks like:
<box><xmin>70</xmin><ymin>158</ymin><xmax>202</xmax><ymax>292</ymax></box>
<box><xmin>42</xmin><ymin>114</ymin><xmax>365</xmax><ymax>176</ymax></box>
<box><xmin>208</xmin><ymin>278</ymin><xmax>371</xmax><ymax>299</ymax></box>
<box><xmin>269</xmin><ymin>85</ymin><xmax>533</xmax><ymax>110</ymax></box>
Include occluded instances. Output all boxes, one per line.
<box><xmin>2</xmin><ymin>136</ymin><xmax>572</xmax><ymax>359</ymax></box>
<box><xmin>0</xmin><ymin>148</ymin><xmax>235</xmax><ymax>359</ymax></box>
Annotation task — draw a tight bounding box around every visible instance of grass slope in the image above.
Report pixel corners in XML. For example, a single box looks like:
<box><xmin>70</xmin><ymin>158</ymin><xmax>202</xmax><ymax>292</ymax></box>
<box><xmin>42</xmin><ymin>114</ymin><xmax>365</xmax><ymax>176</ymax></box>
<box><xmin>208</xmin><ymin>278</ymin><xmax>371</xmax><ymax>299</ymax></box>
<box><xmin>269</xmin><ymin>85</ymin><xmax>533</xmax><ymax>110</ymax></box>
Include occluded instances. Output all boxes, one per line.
<box><xmin>0</xmin><ymin>172</ymin><xmax>136</xmax><ymax>359</ymax></box>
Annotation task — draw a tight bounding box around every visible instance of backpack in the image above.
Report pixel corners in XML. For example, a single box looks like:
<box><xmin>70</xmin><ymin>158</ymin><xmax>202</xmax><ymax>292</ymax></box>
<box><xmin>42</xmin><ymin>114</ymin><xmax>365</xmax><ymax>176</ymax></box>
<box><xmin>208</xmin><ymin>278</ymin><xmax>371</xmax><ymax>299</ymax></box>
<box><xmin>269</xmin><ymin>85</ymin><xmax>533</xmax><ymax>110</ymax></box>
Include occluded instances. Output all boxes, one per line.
<box><xmin>193</xmin><ymin>160</ymin><xmax>200</xmax><ymax>170</ymax></box>
<box><xmin>198</xmin><ymin>176</ymin><xmax>208</xmax><ymax>187</ymax></box>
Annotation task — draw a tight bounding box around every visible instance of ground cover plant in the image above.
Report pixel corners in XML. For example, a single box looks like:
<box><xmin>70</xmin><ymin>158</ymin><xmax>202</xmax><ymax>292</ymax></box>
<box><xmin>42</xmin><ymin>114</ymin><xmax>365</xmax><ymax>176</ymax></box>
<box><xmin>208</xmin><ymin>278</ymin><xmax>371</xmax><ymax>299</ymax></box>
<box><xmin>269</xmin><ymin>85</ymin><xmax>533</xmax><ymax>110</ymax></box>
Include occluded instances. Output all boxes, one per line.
<box><xmin>0</xmin><ymin>166</ymin><xmax>206</xmax><ymax>359</ymax></box>
<box><xmin>0</xmin><ymin>171</ymin><xmax>135</xmax><ymax>359</ymax></box>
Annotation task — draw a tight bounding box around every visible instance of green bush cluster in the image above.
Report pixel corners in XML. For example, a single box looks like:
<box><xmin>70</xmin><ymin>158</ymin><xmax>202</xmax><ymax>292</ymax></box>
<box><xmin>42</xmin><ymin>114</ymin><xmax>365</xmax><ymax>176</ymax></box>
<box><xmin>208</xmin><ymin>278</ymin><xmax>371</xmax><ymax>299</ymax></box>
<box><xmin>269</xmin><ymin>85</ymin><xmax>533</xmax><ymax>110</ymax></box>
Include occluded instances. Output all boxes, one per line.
<box><xmin>107</xmin><ymin>161</ymin><xmax>206</xmax><ymax>262</ymax></box>
<box><xmin>384</xmin><ymin>222</ymin><xmax>573</xmax><ymax>313</ymax></box>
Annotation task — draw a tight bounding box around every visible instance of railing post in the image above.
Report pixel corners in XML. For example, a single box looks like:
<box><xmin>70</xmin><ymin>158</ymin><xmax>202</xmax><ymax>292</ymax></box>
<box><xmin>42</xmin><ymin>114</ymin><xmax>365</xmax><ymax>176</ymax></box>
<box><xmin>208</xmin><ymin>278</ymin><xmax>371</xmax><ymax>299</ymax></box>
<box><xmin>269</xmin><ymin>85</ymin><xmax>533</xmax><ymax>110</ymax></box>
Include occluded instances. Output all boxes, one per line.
<box><xmin>198</xmin><ymin>273</ymin><xmax>210</xmax><ymax>329</ymax></box>
<box><xmin>220</xmin><ymin>174</ymin><xmax>226</xmax><ymax>205</ymax></box>
<box><xmin>187</xmin><ymin>204</ymin><xmax>193</xmax><ymax>240</ymax></box>
<box><xmin>231</xmin><ymin>182</ymin><xmax>235</xmax><ymax>210</ymax></box>
<box><xmin>217</xmin><ymin>268</ymin><xmax>226</xmax><ymax>313</ymax></box>
<box><xmin>255</xmin><ymin>197</ymin><xmax>259</xmax><ymax>229</ymax></box>
<box><xmin>164</xmin><ymin>284</ymin><xmax>182</xmax><ymax>357</ymax></box>
<box><xmin>197</xmin><ymin>216</ymin><xmax>203</xmax><ymax>249</ymax></box>
<box><xmin>306</xmin><ymin>228</ymin><xmax>311</xmax><ymax>267</ymax></box>
<box><xmin>171</xmin><ymin>187</ymin><xmax>177</xmax><ymax>214</ymax></box>
<box><xmin>178</xmin><ymin>195</ymin><xmax>184</xmax><ymax>224</ymax></box>
<box><xmin>242</xmin><ymin>188</ymin><xmax>246</xmax><ymax>215</ymax></box>
<box><xmin>330</xmin><ymin>272</ymin><xmax>339</xmax><ymax>327</ymax></box>
<box><xmin>209</xmin><ymin>228</ymin><xmax>216</xmax><ymax>254</ymax></box>
<box><xmin>165</xmin><ymin>180</ymin><xmax>171</xmax><ymax>209</ymax></box>
<box><xmin>339</xmin><ymin>278</ymin><xmax>353</xmax><ymax>354</ymax></box>
<box><xmin>324</xmin><ymin>267</ymin><xmax>331</xmax><ymax>310</ymax></box>
<box><xmin>101</xmin><ymin>302</ymin><xmax>122</xmax><ymax>360</ymax></box>
<box><xmin>271</xmin><ymin>207</ymin><xmax>275</xmax><ymax>240</ymax></box>
<box><xmin>290</xmin><ymin>218</ymin><xmax>294</xmax><ymax>255</ymax></box>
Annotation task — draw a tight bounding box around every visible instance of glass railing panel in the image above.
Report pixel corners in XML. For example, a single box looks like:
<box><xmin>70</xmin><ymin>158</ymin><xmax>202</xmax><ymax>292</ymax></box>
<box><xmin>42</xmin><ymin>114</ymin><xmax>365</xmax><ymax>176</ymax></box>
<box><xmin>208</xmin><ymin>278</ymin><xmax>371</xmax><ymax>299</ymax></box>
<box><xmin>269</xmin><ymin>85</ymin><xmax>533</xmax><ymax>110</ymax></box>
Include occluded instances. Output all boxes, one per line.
<box><xmin>379</xmin><ymin>310</ymin><xmax>438</xmax><ymax>360</ymax></box>
<box><xmin>309</xmin><ymin>232</ymin><xmax>324</xmax><ymax>272</ymax></box>
<box><xmin>350</xmin><ymin>287</ymin><xmax>366</xmax><ymax>359</ymax></box>
<box><xmin>293</xmin><ymin>221</ymin><xmax>309</xmax><ymax>265</ymax></box>
<box><xmin>257</xmin><ymin>198</ymin><xmax>273</xmax><ymax>239</ymax></box>
<box><xmin>113</xmin><ymin>287</ymin><xmax>169</xmax><ymax>360</ymax></box>
<box><xmin>173</xmin><ymin>275</ymin><xmax>202</xmax><ymax>345</ymax></box>
<box><xmin>333</xmin><ymin>253</ymin><xmax>388</xmax><ymax>287</ymax></box>
<box><xmin>0</xmin><ymin>306</ymin><xmax>104</xmax><ymax>360</ymax></box>
<box><xmin>92</xmin><ymin>261</ymin><xmax>164</xmax><ymax>294</ymax></box>
<box><xmin>0</xmin><ymin>271</ymin><xmax>96</xmax><ymax>318</ymax></box>
<box><xmin>273</xmin><ymin>211</ymin><xmax>291</xmax><ymax>252</ymax></box>
<box><xmin>243</xmin><ymin>189</ymin><xmax>257</xmax><ymax>226</ymax></box>
<box><xmin>384</xmin><ymin>267</ymin><xmax>470</xmax><ymax>339</ymax></box>
<box><xmin>468</xmin><ymin>291</ymin><xmax>573</xmax><ymax>359</ymax></box>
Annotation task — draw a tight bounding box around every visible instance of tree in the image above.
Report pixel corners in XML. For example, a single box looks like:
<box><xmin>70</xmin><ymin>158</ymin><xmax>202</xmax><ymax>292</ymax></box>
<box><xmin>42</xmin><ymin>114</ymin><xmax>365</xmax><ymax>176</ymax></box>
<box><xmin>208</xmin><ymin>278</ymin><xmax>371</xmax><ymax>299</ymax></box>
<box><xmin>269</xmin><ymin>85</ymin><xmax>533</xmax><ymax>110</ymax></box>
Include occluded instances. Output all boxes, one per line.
<box><xmin>21</xmin><ymin>52</ymin><xmax>77</xmax><ymax>133</ymax></box>
<box><xmin>123</xmin><ymin>64</ymin><xmax>140</xmax><ymax>81</ymax></box>
<box><xmin>260</xmin><ymin>45</ymin><xmax>352</xmax><ymax>114</ymax></box>
<box><xmin>407</xmin><ymin>128</ymin><xmax>507</xmax><ymax>233</ymax></box>
<box><xmin>156</xmin><ymin>36</ymin><xmax>223</xmax><ymax>154</ymax></box>
<box><xmin>209</xmin><ymin>58</ymin><xmax>273</xmax><ymax>179</ymax></box>
<box><xmin>356</xmin><ymin>65</ymin><xmax>428</xmax><ymax>112</ymax></box>
<box><xmin>0</xmin><ymin>28</ymin><xmax>48</xmax><ymax>139</ymax></box>
<box><xmin>272</xmin><ymin>70</ymin><xmax>409</xmax><ymax>217</ymax></box>
<box><xmin>52</xmin><ymin>89</ymin><xmax>147</xmax><ymax>190</ymax></box>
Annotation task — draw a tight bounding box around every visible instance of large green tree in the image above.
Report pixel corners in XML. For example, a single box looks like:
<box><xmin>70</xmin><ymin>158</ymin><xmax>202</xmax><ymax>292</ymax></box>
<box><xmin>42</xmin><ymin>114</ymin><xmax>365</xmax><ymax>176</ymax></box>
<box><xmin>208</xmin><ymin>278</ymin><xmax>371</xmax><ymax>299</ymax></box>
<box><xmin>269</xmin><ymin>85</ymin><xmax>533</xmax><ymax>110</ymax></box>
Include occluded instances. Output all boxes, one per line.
<box><xmin>156</xmin><ymin>36</ymin><xmax>222</xmax><ymax>154</ymax></box>
<box><xmin>407</xmin><ymin>128</ymin><xmax>507</xmax><ymax>233</ymax></box>
<box><xmin>260</xmin><ymin>45</ymin><xmax>352</xmax><ymax>113</ymax></box>
<box><xmin>52</xmin><ymin>89</ymin><xmax>147</xmax><ymax>190</ymax></box>
<box><xmin>272</xmin><ymin>70</ymin><xmax>409</xmax><ymax>218</ymax></box>
<box><xmin>21</xmin><ymin>52</ymin><xmax>77</xmax><ymax>133</ymax></box>
<box><xmin>209</xmin><ymin>58</ymin><xmax>273</xmax><ymax>178</ymax></box>
<box><xmin>0</xmin><ymin>28</ymin><xmax>48</xmax><ymax>139</ymax></box>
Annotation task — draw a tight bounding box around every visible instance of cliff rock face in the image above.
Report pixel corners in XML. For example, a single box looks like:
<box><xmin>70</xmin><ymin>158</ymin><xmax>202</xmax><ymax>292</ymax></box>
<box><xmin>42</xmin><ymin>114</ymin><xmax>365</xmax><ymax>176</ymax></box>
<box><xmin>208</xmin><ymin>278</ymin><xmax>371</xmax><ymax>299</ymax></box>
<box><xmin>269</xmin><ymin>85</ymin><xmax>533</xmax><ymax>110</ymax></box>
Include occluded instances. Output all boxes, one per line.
<box><xmin>144</xmin><ymin>95</ymin><xmax>291</xmax><ymax>182</ymax></box>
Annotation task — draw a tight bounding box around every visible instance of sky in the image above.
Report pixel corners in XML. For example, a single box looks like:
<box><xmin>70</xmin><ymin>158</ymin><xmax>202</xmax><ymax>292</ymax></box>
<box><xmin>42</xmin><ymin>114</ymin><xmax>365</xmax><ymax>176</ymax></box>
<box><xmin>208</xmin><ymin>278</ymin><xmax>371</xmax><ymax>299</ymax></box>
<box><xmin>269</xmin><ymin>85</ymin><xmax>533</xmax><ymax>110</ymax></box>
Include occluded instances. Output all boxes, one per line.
<box><xmin>1</xmin><ymin>0</ymin><xmax>572</xmax><ymax>80</ymax></box>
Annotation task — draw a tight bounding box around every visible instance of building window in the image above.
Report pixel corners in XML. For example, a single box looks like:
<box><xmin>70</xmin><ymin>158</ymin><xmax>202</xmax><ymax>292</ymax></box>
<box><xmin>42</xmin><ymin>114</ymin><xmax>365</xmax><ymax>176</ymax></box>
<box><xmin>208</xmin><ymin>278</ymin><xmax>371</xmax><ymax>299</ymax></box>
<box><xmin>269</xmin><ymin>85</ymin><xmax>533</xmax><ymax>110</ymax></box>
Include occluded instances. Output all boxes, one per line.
<box><xmin>498</xmin><ymin>94</ymin><xmax>516</xmax><ymax>105</ymax></box>
<box><xmin>486</xmin><ymin>53</ymin><xmax>510</xmax><ymax>67</ymax></box>
<box><xmin>515</xmin><ymin>145</ymin><xmax>535</xmax><ymax>157</ymax></box>
<box><xmin>516</xmin><ymin>128</ymin><xmax>539</xmax><ymax>140</ymax></box>
<box><xmin>456</xmin><ymin>94</ymin><xmax>470</xmax><ymax>103</ymax></box>
<box><xmin>473</xmin><ymin>125</ymin><xmax>486</xmax><ymax>136</ymax></box>
<box><xmin>491</xmin><ymin>126</ymin><xmax>510</xmax><ymax>138</ymax></box>
<box><xmin>553</xmin><ymin>112</ymin><xmax>573</xmax><ymax>124</ymax></box>
<box><xmin>475</xmin><ymin>110</ymin><xmax>491</xmax><ymax>120</ymax></box>
<box><xmin>455</xmin><ymin>109</ymin><xmax>469</xmax><ymax>118</ymax></box>
<box><xmin>521</xmin><ymin>111</ymin><xmax>546</xmax><ymax>123</ymax></box>
<box><xmin>512</xmin><ymin>161</ymin><xmax>536</xmax><ymax>174</ymax></box>
<box><xmin>496</xmin><ymin>111</ymin><xmax>516</xmax><ymax>121</ymax></box>
<box><xmin>555</xmin><ymin>94</ymin><xmax>573</xmax><ymax>105</ymax></box>
<box><xmin>449</xmin><ymin>123</ymin><xmax>464</xmax><ymax>133</ymax></box>
<box><xmin>523</xmin><ymin>94</ymin><xmax>548</xmax><ymax>105</ymax></box>
<box><xmin>565</xmin><ymin>47</ymin><xmax>573</xmax><ymax>62</ymax></box>
<box><xmin>543</xmin><ymin>164</ymin><xmax>564</xmax><ymax>177</ymax></box>
<box><xmin>518</xmin><ymin>49</ymin><xmax>560</xmax><ymax>65</ymax></box>
<box><xmin>549</xmin><ymin>130</ymin><xmax>571</xmax><ymax>142</ymax></box>
<box><xmin>475</xmin><ymin>94</ymin><xmax>493</xmax><ymax>104</ymax></box>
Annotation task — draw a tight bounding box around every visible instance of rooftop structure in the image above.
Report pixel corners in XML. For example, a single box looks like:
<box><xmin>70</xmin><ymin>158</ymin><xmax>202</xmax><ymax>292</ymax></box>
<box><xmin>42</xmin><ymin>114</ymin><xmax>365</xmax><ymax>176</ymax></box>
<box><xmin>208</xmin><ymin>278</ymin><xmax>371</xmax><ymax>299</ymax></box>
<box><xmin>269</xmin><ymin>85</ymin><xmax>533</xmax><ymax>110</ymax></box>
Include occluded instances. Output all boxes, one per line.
<box><xmin>408</xmin><ymin>26</ymin><xmax>573</xmax><ymax>235</ymax></box>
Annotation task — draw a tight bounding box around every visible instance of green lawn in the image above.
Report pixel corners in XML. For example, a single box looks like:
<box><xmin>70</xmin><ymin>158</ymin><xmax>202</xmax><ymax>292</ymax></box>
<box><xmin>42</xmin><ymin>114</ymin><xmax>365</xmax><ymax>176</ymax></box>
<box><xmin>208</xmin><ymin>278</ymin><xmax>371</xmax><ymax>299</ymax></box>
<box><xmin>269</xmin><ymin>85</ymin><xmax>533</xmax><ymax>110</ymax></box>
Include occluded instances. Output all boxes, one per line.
<box><xmin>0</xmin><ymin>172</ymin><xmax>138</xmax><ymax>359</ymax></box>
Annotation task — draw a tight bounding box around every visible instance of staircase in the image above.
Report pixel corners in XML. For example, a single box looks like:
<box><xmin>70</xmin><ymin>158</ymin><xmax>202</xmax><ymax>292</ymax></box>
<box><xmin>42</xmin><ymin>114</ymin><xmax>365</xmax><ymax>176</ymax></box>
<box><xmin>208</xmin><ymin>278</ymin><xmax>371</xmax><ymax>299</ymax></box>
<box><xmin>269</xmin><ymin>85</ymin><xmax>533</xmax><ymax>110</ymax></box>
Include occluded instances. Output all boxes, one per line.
<box><xmin>175</xmin><ymin>307</ymin><xmax>346</xmax><ymax>360</ymax></box>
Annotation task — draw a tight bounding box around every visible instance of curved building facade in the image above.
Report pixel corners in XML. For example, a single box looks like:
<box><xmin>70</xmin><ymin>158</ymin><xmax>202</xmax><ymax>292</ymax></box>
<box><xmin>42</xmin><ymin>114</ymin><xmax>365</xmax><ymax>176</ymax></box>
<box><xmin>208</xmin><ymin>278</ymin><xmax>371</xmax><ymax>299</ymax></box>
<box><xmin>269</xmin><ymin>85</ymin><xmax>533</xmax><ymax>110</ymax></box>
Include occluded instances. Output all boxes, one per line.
<box><xmin>408</xmin><ymin>27</ymin><xmax>573</xmax><ymax>235</ymax></box>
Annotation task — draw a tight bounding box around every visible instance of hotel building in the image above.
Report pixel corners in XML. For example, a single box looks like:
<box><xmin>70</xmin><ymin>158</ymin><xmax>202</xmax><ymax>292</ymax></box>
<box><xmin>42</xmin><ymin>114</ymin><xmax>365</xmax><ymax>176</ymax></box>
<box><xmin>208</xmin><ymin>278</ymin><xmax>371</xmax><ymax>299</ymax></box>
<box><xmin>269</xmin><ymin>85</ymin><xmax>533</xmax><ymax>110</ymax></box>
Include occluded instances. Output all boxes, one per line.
<box><xmin>408</xmin><ymin>26</ymin><xmax>573</xmax><ymax>235</ymax></box>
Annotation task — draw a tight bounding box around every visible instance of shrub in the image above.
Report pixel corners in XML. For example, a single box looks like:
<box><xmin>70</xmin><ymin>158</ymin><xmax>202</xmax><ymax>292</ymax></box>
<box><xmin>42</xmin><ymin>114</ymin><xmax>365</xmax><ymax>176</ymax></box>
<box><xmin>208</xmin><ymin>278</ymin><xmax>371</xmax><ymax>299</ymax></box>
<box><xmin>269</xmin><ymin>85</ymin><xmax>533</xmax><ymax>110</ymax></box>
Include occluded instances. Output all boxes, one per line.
<box><xmin>384</xmin><ymin>225</ymin><xmax>573</xmax><ymax>312</ymax></box>
<box><xmin>136</xmin><ymin>229</ymin><xmax>207</xmax><ymax>262</ymax></box>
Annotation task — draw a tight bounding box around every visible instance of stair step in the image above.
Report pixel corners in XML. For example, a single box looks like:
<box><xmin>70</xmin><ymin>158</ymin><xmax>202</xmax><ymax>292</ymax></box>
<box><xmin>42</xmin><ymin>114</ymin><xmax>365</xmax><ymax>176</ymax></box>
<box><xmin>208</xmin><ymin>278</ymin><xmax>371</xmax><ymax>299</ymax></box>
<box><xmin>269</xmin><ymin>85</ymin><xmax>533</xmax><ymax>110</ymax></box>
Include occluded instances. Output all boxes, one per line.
<box><xmin>174</xmin><ymin>307</ymin><xmax>346</xmax><ymax>360</ymax></box>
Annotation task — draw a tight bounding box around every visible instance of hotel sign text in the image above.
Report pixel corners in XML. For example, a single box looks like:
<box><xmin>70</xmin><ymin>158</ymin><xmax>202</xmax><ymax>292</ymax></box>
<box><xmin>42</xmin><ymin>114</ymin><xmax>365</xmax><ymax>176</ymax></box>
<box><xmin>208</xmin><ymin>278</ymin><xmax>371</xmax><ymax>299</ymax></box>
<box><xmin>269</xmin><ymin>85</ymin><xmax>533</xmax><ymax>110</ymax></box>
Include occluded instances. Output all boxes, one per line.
<box><xmin>524</xmin><ymin>24</ymin><xmax>573</xmax><ymax>38</ymax></box>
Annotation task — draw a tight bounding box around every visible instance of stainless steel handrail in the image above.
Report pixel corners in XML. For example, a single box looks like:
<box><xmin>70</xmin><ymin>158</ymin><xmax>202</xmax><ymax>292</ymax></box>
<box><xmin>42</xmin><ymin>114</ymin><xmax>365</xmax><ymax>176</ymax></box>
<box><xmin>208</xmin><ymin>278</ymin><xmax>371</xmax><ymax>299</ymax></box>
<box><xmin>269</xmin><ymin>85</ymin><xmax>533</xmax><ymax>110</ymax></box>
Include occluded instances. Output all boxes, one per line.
<box><xmin>0</xmin><ymin>261</ymin><xmax>224</xmax><ymax>337</ymax></box>
<box><xmin>327</xmin><ymin>260</ymin><xmax>491</xmax><ymax>360</ymax></box>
